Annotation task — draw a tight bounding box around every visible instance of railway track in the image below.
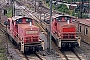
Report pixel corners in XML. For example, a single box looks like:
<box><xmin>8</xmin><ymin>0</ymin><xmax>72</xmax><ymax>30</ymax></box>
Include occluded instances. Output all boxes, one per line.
<box><xmin>61</xmin><ymin>49</ymin><xmax>85</xmax><ymax>60</ymax></box>
<box><xmin>52</xmin><ymin>36</ymin><xmax>86</xmax><ymax>60</ymax></box>
<box><xmin>8</xmin><ymin>0</ymin><xmax>88</xmax><ymax>60</ymax></box>
<box><xmin>76</xmin><ymin>41</ymin><xmax>90</xmax><ymax>60</ymax></box>
<box><xmin>25</xmin><ymin>52</ymin><xmax>45</xmax><ymax>60</ymax></box>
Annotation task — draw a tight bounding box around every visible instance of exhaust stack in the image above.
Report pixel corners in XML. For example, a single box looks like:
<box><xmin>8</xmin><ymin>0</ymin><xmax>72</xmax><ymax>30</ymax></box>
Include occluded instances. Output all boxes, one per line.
<box><xmin>67</xmin><ymin>20</ymin><xmax>70</xmax><ymax>24</ymax></box>
<box><xmin>30</xmin><ymin>22</ymin><xmax>32</xmax><ymax>30</ymax></box>
<box><xmin>30</xmin><ymin>22</ymin><xmax>32</xmax><ymax>26</ymax></box>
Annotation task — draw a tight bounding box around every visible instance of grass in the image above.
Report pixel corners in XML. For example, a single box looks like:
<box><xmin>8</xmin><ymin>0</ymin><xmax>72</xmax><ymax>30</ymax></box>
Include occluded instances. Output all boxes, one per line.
<box><xmin>0</xmin><ymin>53</ymin><xmax>7</xmax><ymax>60</ymax></box>
<box><xmin>0</xmin><ymin>38</ymin><xmax>7</xmax><ymax>60</ymax></box>
<box><xmin>0</xmin><ymin>40</ymin><xmax>2</xmax><ymax>43</ymax></box>
<box><xmin>0</xmin><ymin>47</ymin><xmax>5</xmax><ymax>53</ymax></box>
<box><xmin>0</xmin><ymin>47</ymin><xmax>7</xmax><ymax>60</ymax></box>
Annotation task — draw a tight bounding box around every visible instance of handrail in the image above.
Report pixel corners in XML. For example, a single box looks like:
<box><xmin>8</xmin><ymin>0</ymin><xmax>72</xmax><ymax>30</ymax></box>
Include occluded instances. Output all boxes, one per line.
<box><xmin>61</xmin><ymin>33</ymin><xmax>76</xmax><ymax>39</ymax></box>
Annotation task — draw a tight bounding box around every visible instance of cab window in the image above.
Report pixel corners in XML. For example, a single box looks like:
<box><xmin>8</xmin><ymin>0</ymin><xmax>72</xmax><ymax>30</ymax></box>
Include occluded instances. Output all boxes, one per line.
<box><xmin>16</xmin><ymin>18</ymin><xmax>22</xmax><ymax>24</ymax></box>
<box><xmin>65</xmin><ymin>17</ymin><xmax>70</xmax><ymax>21</ymax></box>
<box><xmin>56</xmin><ymin>17</ymin><xmax>62</xmax><ymax>22</ymax></box>
<box><xmin>26</xmin><ymin>18</ymin><xmax>32</xmax><ymax>23</ymax></box>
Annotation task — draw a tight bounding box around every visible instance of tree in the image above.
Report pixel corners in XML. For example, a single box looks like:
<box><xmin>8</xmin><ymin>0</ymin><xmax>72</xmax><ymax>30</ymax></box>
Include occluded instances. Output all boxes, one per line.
<box><xmin>57</xmin><ymin>4</ymin><xmax>70</xmax><ymax>14</ymax></box>
<box><xmin>46</xmin><ymin>0</ymin><xmax>49</xmax><ymax>3</ymax></box>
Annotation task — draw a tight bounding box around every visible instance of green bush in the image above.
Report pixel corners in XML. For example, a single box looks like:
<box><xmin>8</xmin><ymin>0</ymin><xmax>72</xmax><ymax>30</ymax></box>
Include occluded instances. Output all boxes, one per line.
<box><xmin>57</xmin><ymin>4</ymin><xmax>70</xmax><ymax>14</ymax></box>
<box><xmin>0</xmin><ymin>57</ymin><xmax>7</xmax><ymax>60</ymax></box>
<box><xmin>0</xmin><ymin>53</ymin><xmax>4</xmax><ymax>57</ymax></box>
<box><xmin>5</xmin><ymin>10</ymin><xmax>12</xmax><ymax>17</ymax></box>
<box><xmin>5</xmin><ymin>8</ymin><xmax>12</xmax><ymax>18</ymax></box>
<box><xmin>0</xmin><ymin>47</ymin><xmax>5</xmax><ymax>53</ymax></box>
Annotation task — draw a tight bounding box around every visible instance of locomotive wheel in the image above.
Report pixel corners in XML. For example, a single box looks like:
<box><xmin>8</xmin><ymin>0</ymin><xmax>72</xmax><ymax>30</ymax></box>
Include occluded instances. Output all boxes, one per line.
<box><xmin>18</xmin><ymin>44</ymin><xmax>21</xmax><ymax>51</ymax></box>
<box><xmin>8</xmin><ymin>35</ymin><xmax>14</xmax><ymax>43</ymax></box>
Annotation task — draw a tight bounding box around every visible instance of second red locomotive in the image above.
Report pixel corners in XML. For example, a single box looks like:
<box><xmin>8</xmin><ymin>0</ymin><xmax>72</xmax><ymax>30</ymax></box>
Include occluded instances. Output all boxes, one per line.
<box><xmin>44</xmin><ymin>14</ymin><xmax>81</xmax><ymax>48</ymax></box>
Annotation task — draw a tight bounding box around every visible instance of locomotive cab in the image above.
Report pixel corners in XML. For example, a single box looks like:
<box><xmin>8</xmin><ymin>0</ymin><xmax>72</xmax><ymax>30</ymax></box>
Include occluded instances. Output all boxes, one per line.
<box><xmin>52</xmin><ymin>15</ymin><xmax>73</xmax><ymax>34</ymax></box>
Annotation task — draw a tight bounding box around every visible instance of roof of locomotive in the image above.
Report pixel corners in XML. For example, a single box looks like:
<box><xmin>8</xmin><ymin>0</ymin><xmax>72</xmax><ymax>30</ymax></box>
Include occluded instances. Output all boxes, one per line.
<box><xmin>18</xmin><ymin>24</ymin><xmax>39</xmax><ymax>29</ymax></box>
<box><xmin>11</xmin><ymin>16</ymin><xmax>31</xmax><ymax>21</ymax></box>
<box><xmin>57</xmin><ymin>22</ymin><xmax>75</xmax><ymax>27</ymax></box>
<box><xmin>52</xmin><ymin>14</ymin><xmax>76</xmax><ymax>19</ymax></box>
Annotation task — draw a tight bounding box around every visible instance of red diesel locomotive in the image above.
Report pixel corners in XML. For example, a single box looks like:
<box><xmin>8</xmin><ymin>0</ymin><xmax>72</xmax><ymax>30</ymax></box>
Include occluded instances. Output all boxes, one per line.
<box><xmin>44</xmin><ymin>14</ymin><xmax>81</xmax><ymax>48</ymax></box>
<box><xmin>6</xmin><ymin>16</ymin><xmax>43</xmax><ymax>53</ymax></box>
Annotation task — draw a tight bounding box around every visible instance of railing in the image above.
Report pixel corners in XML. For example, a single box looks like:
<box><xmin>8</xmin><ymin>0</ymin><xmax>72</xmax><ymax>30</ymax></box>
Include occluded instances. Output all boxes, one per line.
<box><xmin>61</xmin><ymin>32</ymin><xmax>76</xmax><ymax>39</ymax></box>
<box><xmin>24</xmin><ymin>36</ymin><xmax>38</xmax><ymax>43</ymax></box>
<box><xmin>14</xmin><ymin>30</ymin><xmax>39</xmax><ymax>43</ymax></box>
<box><xmin>25</xmin><ymin>37</ymin><xmax>32</xmax><ymax>43</ymax></box>
<box><xmin>32</xmin><ymin>36</ymin><xmax>38</xmax><ymax>42</ymax></box>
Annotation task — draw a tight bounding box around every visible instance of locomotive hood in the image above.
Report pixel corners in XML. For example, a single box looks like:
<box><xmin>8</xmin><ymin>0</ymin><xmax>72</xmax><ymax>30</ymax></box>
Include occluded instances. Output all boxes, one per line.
<box><xmin>57</xmin><ymin>22</ymin><xmax>75</xmax><ymax>27</ymax></box>
<box><xmin>18</xmin><ymin>24</ymin><xmax>39</xmax><ymax>30</ymax></box>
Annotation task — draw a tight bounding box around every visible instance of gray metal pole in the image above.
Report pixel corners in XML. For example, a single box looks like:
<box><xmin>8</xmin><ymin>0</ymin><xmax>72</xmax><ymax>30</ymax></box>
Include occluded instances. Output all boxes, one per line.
<box><xmin>49</xmin><ymin>0</ymin><xmax>52</xmax><ymax>52</ymax></box>
<box><xmin>13</xmin><ymin>1</ymin><xmax>15</xmax><ymax>16</ymax></box>
<box><xmin>88</xmin><ymin>0</ymin><xmax>90</xmax><ymax>15</ymax></box>
<box><xmin>12</xmin><ymin>0</ymin><xmax>15</xmax><ymax>17</ymax></box>
<box><xmin>35</xmin><ymin>0</ymin><xmax>36</xmax><ymax>12</ymax></box>
<box><xmin>0</xmin><ymin>8</ymin><xmax>1</xmax><ymax>20</ymax></box>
